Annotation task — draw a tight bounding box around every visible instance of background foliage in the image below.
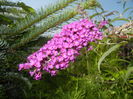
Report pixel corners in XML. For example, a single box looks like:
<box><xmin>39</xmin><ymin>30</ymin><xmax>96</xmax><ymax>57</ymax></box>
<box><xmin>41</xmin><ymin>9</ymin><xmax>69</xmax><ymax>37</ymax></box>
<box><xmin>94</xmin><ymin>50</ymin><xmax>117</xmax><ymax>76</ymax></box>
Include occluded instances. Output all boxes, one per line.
<box><xmin>0</xmin><ymin>0</ymin><xmax>133</xmax><ymax>99</ymax></box>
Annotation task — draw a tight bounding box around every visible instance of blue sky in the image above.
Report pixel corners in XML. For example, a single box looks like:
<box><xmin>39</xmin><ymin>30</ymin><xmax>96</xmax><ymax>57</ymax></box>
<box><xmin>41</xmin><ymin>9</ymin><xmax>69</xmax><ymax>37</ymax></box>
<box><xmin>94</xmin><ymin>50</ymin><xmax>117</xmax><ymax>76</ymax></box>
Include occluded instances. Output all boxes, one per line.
<box><xmin>13</xmin><ymin>0</ymin><xmax>133</xmax><ymax>11</ymax></box>
<box><xmin>13</xmin><ymin>0</ymin><xmax>133</xmax><ymax>26</ymax></box>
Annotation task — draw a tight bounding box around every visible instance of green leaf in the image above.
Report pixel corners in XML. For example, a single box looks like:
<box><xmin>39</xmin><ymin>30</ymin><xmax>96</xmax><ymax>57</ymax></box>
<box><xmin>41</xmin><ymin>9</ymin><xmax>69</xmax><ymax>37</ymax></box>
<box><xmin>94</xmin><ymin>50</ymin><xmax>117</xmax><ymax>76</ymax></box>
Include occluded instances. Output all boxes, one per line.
<box><xmin>0</xmin><ymin>14</ymin><xmax>12</xmax><ymax>24</ymax></box>
<box><xmin>90</xmin><ymin>11</ymin><xmax>107</xmax><ymax>19</ymax></box>
<box><xmin>123</xmin><ymin>1</ymin><xmax>126</xmax><ymax>9</ymax></box>
<box><xmin>122</xmin><ymin>7</ymin><xmax>133</xmax><ymax>15</ymax></box>
<box><xmin>110</xmin><ymin>17</ymin><xmax>130</xmax><ymax>23</ymax></box>
<box><xmin>98</xmin><ymin>41</ymin><xmax>127</xmax><ymax>73</ymax></box>
<box><xmin>109</xmin><ymin>59</ymin><xmax>130</xmax><ymax>64</ymax></box>
<box><xmin>104</xmin><ymin>11</ymin><xmax>120</xmax><ymax>17</ymax></box>
<box><xmin>17</xmin><ymin>2</ymin><xmax>35</xmax><ymax>13</ymax></box>
<box><xmin>129</xmin><ymin>80</ymin><xmax>133</xmax><ymax>84</ymax></box>
<box><xmin>124</xmin><ymin>67</ymin><xmax>133</xmax><ymax>84</ymax></box>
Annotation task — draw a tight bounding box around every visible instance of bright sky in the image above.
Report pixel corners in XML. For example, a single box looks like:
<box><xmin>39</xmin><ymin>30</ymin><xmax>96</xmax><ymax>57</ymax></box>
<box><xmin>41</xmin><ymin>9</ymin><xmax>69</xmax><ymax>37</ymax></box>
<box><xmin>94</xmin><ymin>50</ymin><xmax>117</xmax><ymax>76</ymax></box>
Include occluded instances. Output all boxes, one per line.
<box><xmin>13</xmin><ymin>0</ymin><xmax>133</xmax><ymax>26</ymax></box>
<box><xmin>13</xmin><ymin>0</ymin><xmax>133</xmax><ymax>10</ymax></box>
<box><xmin>13</xmin><ymin>0</ymin><xmax>133</xmax><ymax>11</ymax></box>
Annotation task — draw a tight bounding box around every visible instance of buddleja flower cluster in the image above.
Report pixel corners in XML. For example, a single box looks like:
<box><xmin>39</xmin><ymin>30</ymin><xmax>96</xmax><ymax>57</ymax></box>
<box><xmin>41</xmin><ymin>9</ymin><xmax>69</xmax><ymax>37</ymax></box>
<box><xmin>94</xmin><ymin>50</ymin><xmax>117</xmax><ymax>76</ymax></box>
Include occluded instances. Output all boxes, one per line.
<box><xmin>19</xmin><ymin>19</ymin><xmax>105</xmax><ymax>80</ymax></box>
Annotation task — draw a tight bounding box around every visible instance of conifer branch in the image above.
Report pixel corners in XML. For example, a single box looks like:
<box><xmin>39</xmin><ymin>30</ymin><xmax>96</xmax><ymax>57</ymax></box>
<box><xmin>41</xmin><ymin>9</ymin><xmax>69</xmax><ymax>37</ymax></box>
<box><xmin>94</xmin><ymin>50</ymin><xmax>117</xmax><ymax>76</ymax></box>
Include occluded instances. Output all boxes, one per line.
<box><xmin>0</xmin><ymin>0</ymin><xmax>76</xmax><ymax>36</ymax></box>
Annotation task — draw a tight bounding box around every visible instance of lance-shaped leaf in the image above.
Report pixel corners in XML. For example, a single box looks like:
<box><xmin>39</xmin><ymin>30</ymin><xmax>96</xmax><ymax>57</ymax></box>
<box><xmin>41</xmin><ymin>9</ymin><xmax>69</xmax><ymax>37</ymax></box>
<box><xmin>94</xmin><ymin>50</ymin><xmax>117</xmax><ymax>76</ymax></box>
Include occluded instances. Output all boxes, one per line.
<box><xmin>98</xmin><ymin>41</ymin><xmax>127</xmax><ymax>73</ymax></box>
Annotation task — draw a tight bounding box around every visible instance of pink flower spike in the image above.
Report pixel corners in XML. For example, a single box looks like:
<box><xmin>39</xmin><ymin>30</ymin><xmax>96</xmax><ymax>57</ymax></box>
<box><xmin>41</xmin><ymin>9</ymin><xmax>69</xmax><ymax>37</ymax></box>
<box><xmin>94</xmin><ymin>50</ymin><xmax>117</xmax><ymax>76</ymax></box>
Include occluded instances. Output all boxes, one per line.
<box><xmin>18</xmin><ymin>64</ymin><xmax>24</xmax><ymax>71</ymax></box>
<box><xmin>29</xmin><ymin>71</ymin><xmax>35</xmax><ymax>76</ymax></box>
<box><xmin>50</xmin><ymin>70</ymin><xmax>57</xmax><ymax>76</ymax></box>
<box><xmin>18</xmin><ymin>18</ymin><xmax>105</xmax><ymax>80</ymax></box>
<box><xmin>98</xmin><ymin>20</ymin><xmax>108</xmax><ymax>28</ymax></box>
<box><xmin>34</xmin><ymin>72</ymin><xmax>42</xmax><ymax>80</ymax></box>
<box><xmin>55</xmin><ymin>64</ymin><xmax>60</xmax><ymax>69</ymax></box>
<box><xmin>87</xmin><ymin>46</ymin><xmax>93</xmax><ymax>51</ymax></box>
